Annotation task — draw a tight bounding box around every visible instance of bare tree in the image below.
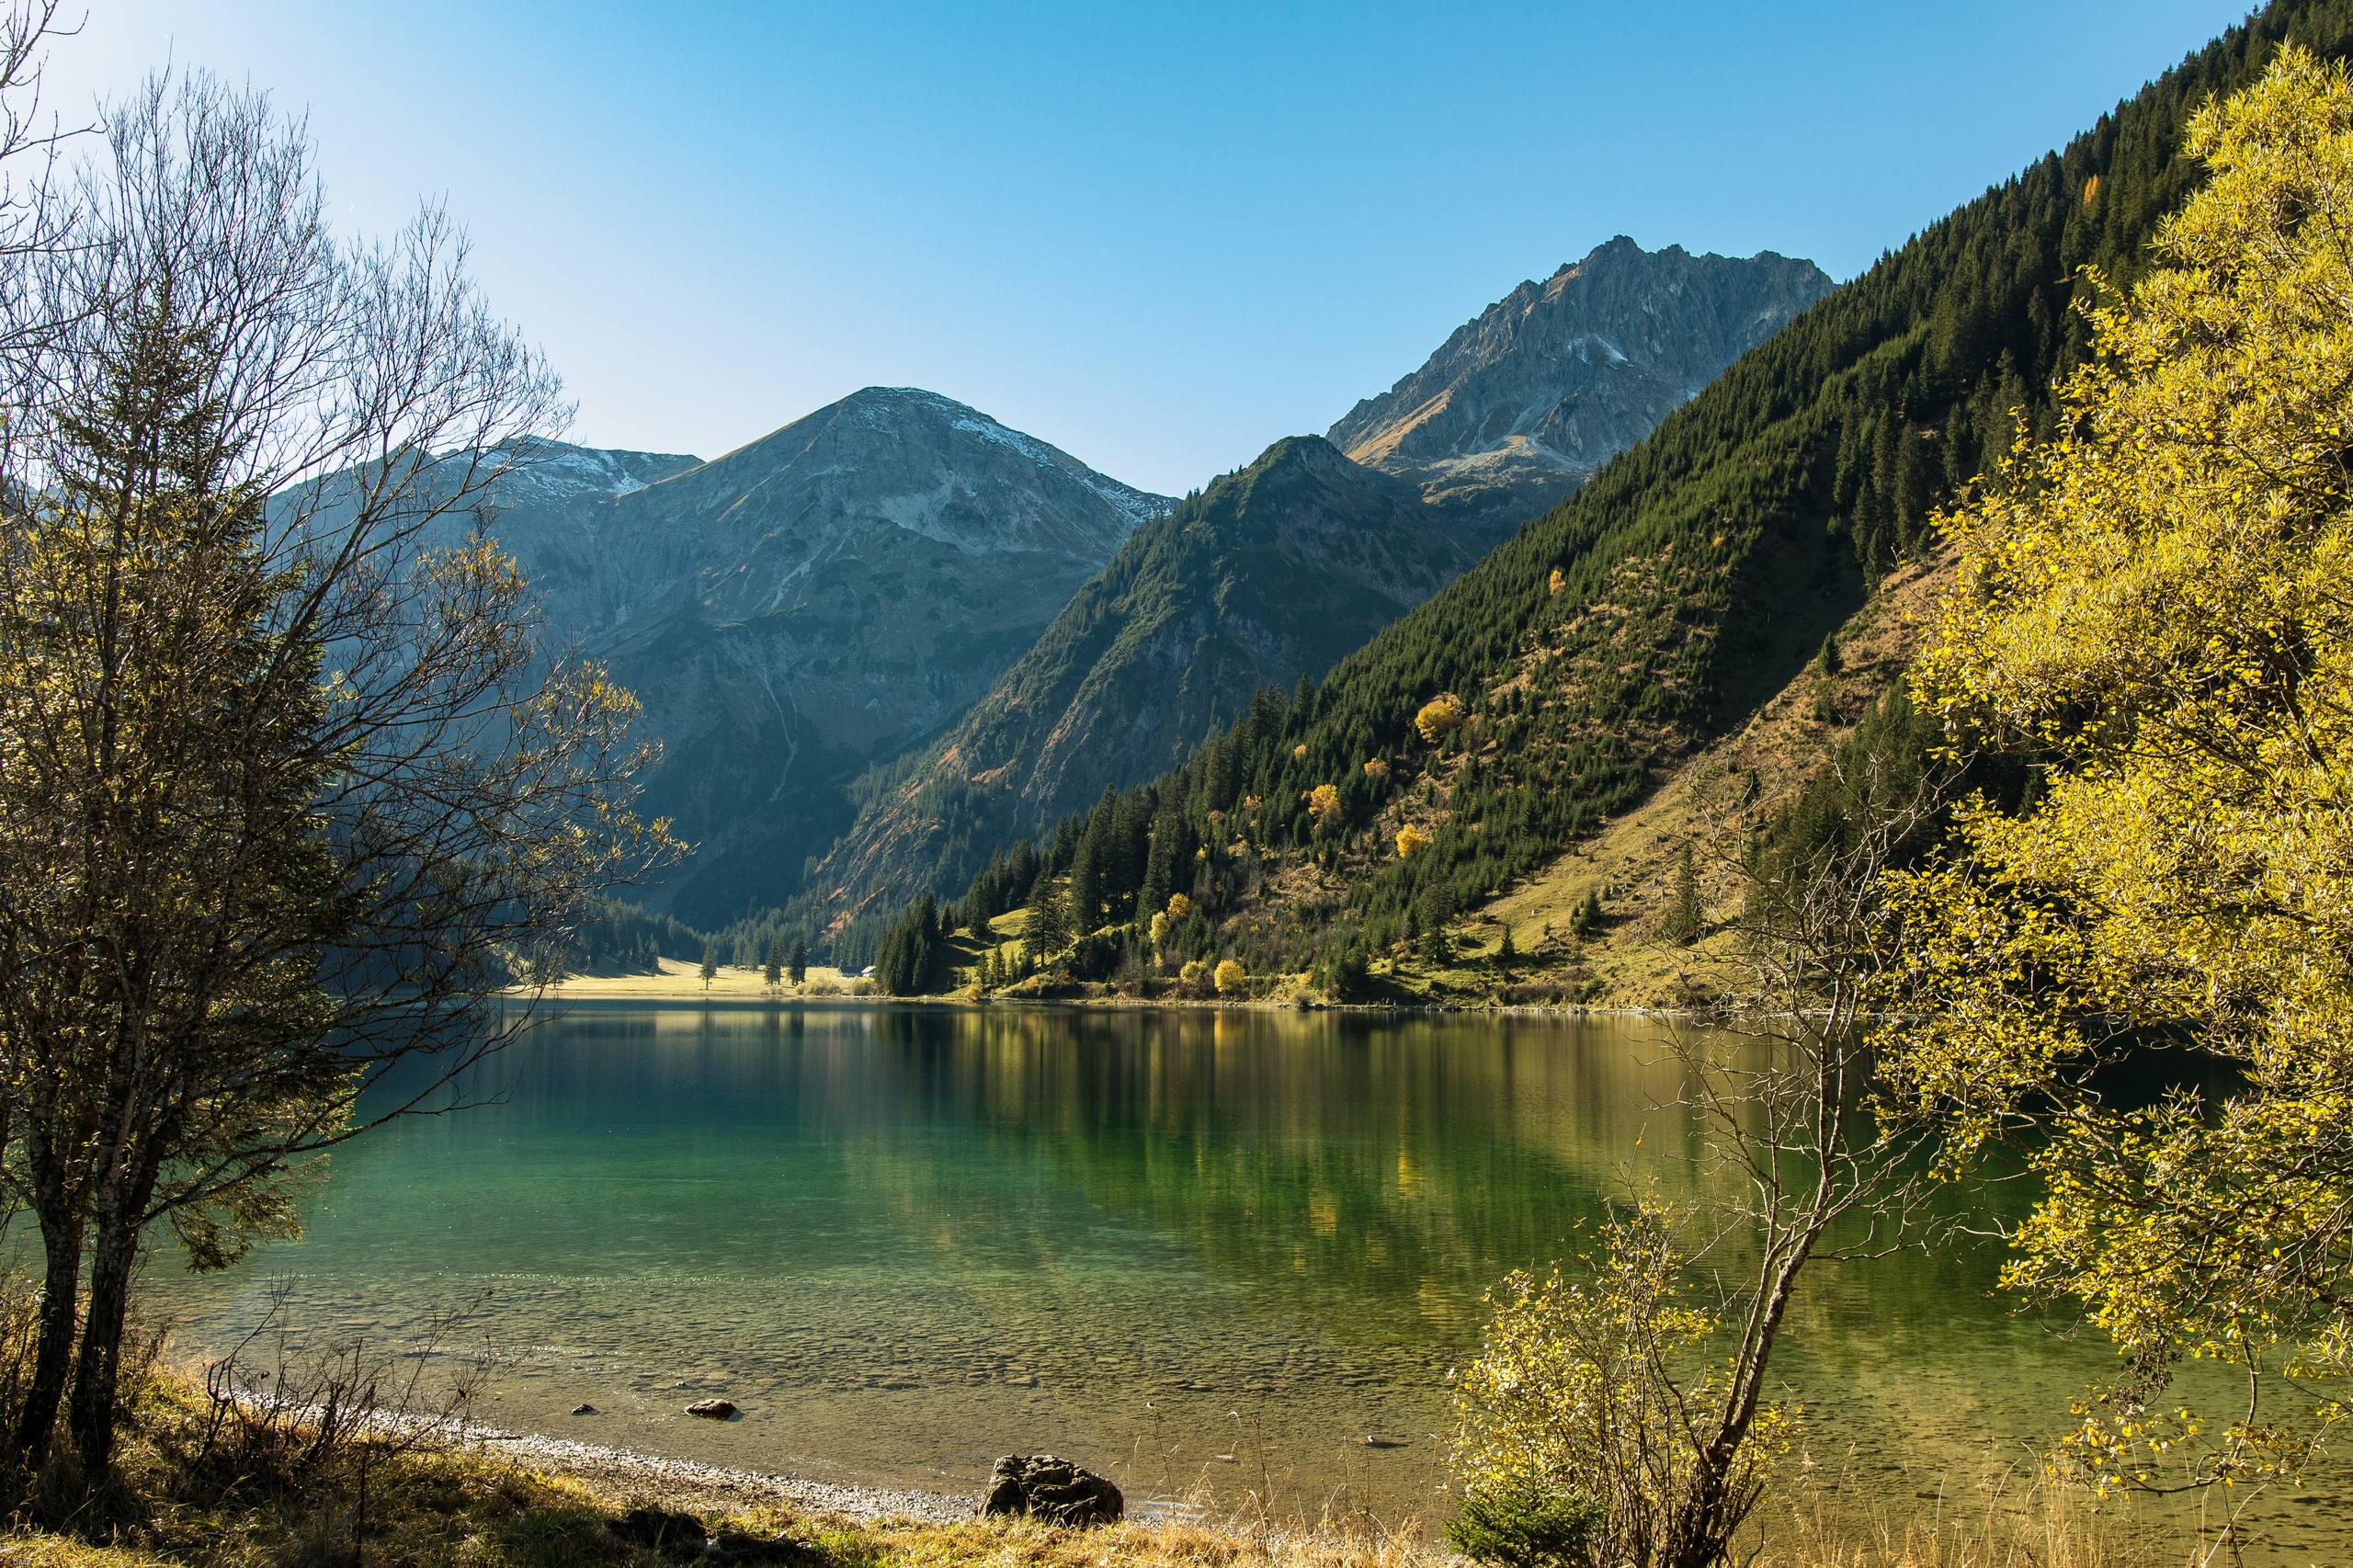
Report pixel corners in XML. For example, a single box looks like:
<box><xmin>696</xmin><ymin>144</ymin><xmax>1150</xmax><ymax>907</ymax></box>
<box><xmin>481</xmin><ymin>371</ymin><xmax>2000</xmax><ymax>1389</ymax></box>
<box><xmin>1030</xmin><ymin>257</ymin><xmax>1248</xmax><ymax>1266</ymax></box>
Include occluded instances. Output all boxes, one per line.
<box><xmin>1451</xmin><ymin>758</ymin><xmax>1948</xmax><ymax>1568</ymax></box>
<box><xmin>1638</xmin><ymin>771</ymin><xmax>1950</xmax><ymax>1566</ymax></box>
<box><xmin>0</xmin><ymin>68</ymin><xmax>677</xmax><ymax>1481</ymax></box>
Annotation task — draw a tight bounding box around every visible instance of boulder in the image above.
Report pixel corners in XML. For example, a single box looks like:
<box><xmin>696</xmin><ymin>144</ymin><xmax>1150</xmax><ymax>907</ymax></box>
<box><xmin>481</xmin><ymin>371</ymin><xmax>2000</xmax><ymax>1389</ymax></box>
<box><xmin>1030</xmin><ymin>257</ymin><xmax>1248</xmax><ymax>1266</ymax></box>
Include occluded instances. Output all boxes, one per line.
<box><xmin>980</xmin><ymin>1453</ymin><xmax>1122</xmax><ymax>1527</ymax></box>
<box><xmin>572</xmin><ymin>1403</ymin><xmax>599</xmax><ymax>1415</ymax></box>
<box><xmin>685</xmin><ymin>1398</ymin><xmax>739</xmax><ymax>1420</ymax></box>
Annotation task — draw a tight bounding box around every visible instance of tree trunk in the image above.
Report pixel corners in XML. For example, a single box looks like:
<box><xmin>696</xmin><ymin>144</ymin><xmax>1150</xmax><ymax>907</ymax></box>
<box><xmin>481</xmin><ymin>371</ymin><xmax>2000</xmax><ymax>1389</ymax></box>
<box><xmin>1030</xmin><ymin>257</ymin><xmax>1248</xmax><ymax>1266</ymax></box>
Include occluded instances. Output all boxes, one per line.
<box><xmin>67</xmin><ymin>1164</ymin><xmax>156</xmax><ymax>1478</ymax></box>
<box><xmin>11</xmin><ymin>1200</ymin><xmax>82</xmax><ymax>1465</ymax></box>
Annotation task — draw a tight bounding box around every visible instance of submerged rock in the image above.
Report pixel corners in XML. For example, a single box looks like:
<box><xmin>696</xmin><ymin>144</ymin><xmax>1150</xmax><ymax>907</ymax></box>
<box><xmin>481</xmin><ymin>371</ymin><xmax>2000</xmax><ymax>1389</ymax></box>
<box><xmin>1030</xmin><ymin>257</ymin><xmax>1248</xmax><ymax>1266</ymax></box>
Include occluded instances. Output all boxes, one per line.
<box><xmin>685</xmin><ymin>1397</ymin><xmax>739</xmax><ymax>1420</ymax></box>
<box><xmin>980</xmin><ymin>1453</ymin><xmax>1123</xmax><ymax>1527</ymax></box>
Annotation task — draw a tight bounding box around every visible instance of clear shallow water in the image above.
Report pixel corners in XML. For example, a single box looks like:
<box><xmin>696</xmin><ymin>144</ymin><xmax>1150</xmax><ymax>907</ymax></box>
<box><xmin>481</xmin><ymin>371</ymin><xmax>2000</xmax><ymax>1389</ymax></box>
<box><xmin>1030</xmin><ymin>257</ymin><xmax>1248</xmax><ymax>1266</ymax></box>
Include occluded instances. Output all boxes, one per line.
<box><xmin>147</xmin><ymin>1005</ymin><xmax>2347</xmax><ymax>1556</ymax></box>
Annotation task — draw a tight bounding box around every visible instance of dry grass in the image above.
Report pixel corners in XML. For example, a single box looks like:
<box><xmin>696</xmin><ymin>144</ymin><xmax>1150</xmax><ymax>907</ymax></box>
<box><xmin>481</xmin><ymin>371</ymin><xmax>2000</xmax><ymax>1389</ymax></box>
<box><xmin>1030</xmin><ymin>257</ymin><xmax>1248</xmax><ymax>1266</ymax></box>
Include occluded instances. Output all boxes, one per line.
<box><xmin>507</xmin><ymin>958</ymin><xmax>866</xmax><ymax>1003</ymax></box>
<box><xmin>0</xmin><ymin>1419</ymin><xmax>2195</xmax><ymax>1568</ymax></box>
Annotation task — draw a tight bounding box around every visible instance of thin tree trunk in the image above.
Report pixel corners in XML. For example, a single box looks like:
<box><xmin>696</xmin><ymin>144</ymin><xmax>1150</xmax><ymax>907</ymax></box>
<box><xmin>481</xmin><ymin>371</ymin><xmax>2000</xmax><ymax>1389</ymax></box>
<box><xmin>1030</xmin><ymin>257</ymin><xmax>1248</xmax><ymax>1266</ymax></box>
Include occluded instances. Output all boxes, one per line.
<box><xmin>67</xmin><ymin>1158</ymin><xmax>158</xmax><ymax>1478</ymax></box>
<box><xmin>12</xmin><ymin>1199</ymin><xmax>80</xmax><ymax>1463</ymax></box>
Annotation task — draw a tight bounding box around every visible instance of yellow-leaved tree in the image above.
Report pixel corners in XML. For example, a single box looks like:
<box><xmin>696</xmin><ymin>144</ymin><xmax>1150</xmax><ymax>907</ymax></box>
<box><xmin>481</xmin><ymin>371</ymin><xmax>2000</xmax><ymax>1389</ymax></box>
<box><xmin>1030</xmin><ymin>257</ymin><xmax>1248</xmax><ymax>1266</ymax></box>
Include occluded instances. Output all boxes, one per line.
<box><xmin>1879</xmin><ymin>47</ymin><xmax>2353</xmax><ymax>1503</ymax></box>
<box><xmin>1414</xmin><ymin>694</ymin><xmax>1466</xmax><ymax>744</ymax></box>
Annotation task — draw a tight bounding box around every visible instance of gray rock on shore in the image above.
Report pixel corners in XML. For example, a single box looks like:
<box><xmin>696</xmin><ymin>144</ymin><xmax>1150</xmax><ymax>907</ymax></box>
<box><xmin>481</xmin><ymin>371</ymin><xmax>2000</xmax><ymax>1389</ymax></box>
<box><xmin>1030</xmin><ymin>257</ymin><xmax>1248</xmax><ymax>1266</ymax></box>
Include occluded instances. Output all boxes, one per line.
<box><xmin>980</xmin><ymin>1453</ymin><xmax>1122</xmax><ymax>1527</ymax></box>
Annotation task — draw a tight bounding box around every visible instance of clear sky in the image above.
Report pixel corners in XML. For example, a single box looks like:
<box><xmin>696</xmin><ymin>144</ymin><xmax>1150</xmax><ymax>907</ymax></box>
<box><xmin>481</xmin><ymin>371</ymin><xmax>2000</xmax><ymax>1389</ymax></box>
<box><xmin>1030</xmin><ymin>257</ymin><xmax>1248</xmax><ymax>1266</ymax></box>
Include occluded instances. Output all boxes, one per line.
<box><xmin>48</xmin><ymin>1</ymin><xmax>2253</xmax><ymax>495</ymax></box>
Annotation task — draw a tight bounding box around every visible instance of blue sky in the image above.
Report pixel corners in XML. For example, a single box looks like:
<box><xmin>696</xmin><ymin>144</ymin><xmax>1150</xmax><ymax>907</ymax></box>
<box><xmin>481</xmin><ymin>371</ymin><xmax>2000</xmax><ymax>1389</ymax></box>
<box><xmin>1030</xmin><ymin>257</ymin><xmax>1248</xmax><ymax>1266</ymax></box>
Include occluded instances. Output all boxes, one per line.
<box><xmin>53</xmin><ymin>2</ymin><xmax>2248</xmax><ymax>494</ymax></box>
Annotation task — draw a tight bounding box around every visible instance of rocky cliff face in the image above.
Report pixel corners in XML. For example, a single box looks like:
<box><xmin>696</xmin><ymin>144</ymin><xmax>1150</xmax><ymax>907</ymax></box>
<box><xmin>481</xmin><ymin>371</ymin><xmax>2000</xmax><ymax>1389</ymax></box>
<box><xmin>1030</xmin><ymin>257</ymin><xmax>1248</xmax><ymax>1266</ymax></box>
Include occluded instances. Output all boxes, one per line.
<box><xmin>805</xmin><ymin>437</ymin><xmax>1483</xmax><ymax>919</ymax></box>
<box><xmin>1328</xmin><ymin>236</ymin><xmax>1832</xmax><ymax>525</ymax></box>
<box><xmin>304</xmin><ymin>392</ymin><xmax>1165</xmax><ymax>925</ymax></box>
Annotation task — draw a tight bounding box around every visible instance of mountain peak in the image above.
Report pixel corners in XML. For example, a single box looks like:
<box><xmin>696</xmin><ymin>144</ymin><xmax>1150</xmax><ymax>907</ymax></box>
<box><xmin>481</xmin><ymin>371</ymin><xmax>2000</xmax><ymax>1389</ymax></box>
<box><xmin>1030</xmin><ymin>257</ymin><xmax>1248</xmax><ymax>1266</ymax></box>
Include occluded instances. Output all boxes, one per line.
<box><xmin>1326</xmin><ymin>243</ymin><xmax>1832</xmax><ymax>520</ymax></box>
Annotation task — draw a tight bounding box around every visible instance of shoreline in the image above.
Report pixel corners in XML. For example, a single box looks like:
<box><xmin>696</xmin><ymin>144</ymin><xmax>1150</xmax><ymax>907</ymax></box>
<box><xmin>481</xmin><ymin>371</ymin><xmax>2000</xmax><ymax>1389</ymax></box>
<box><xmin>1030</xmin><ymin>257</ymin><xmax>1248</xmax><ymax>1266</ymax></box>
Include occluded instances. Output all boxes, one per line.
<box><xmin>506</xmin><ymin>960</ymin><xmax>1688</xmax><ymax>1023</ymax></box>
<box><xmin>458</xmin><ymin>1419</ymin><xmax>974</xmax><ymax>1527</ymax></box>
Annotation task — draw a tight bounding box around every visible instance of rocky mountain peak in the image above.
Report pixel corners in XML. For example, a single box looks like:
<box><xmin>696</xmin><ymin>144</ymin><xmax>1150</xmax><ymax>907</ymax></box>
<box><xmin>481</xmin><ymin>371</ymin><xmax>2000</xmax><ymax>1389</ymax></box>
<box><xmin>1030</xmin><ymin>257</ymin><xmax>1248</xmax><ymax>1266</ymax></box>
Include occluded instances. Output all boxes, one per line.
<box><xmin>1327</xmin><ymin>237</ymin><xmax>1832</xmax><ymax>522</ymax></box>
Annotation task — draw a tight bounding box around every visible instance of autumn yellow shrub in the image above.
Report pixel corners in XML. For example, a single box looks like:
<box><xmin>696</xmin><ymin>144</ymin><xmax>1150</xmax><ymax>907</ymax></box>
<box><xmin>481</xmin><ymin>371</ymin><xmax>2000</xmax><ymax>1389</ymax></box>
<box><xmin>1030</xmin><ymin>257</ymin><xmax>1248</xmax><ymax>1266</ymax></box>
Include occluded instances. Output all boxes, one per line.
<box><xmin>1212</xmin><ymin>958</ymin><xmax>1245</xmax><ymax>994</ymax></box>
<box><xmin>1414</xmin><ymin>695</ymin><xmax>1465</xmax><ymax>743</ymax></box>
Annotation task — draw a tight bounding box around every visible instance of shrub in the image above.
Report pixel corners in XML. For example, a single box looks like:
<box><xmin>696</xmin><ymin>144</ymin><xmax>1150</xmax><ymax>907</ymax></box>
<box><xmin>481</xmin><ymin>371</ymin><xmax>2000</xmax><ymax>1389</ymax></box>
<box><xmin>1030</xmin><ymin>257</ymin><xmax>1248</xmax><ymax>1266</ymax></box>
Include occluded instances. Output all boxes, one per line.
<box><xmin>1212</xmin><ymin>958</ymin><xmax>1246</xmax><ymax>994</ymax></box>
<box><xmin>1448</xmin><ymin>1476</ymin><xmax>1602</xmax><ymax>1568</ymax></box>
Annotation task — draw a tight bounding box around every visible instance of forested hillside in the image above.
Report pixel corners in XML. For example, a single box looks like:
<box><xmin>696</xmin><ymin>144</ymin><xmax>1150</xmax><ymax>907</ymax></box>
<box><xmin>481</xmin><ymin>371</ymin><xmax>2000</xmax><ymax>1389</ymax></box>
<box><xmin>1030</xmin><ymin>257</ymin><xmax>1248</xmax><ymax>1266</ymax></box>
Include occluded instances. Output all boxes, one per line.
<box><xmin>833</xmin><ymin>0</ymin><xmax>2353</xmax><ymax>993</ymax></box>
<box><xmin>803</xmin><ymin>437</ymin><xmax>1480</xmax><ymax>921</ymax></box>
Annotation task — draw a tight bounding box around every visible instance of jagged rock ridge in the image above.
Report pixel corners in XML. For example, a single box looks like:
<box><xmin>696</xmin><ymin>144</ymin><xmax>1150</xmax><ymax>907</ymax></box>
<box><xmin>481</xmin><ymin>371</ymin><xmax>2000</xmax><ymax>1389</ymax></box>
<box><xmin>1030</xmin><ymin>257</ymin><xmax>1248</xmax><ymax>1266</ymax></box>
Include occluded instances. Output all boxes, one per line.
<box><xmin>1328</xmin><ymin>236</ymin><xmax>1832</xmax><ymax>522</ymax></box>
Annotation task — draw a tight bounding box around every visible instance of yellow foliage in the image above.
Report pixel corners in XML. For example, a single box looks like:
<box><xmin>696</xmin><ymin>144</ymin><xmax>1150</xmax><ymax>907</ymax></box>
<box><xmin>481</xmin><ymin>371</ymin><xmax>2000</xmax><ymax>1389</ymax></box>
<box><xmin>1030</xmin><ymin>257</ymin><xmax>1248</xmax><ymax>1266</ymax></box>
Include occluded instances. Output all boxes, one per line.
<box><xmin>1178</xmin><ymin>959</ymin><xmax>1207</xmax><ymax>985</ymax></box>
<box><xmin>1362</xmin><ymin>757</ymin><xmax>1390</xmax><ymax>780</ymax></box>
<box><xmin>1413</xmin><ymin>694</ymin><xmax>1465</xmax><ymax>743</ymax></box>
<box><xmin>1303</xmin><ymin>782</ymin><xmax>1341</xmax><ymax>820</ymax></box>
<box><xmin>1291</xmin><ymin>743</ymin><xmax>1308</xmax><ymax>760</ymax></box>
<box><xmin>1211</xmin><ymin>958</ymin><xmax>1245</xmax><ymax>994</ymax></box>
<box><xmin>1547</xmin><ymin>566</ymin><xmax>1565</xmax><ymax>597</ymax></box>
<box><xmin>1165</xmin><ymin>892</ymin><xmax>1195</xmax><ymax>920</ymax></box>
<box><xmin>1450</xmin><ymin>1198</ymin><xmax>1789</xmax><ymax>1541</ymax></box>
<box><xmin>1395</xmin><ymin>824</ymin><xmax>1431</xmax><ymax>858</ymax></box>
<box><xmin>1880</xmin><ymin>48</ymin><xmax>2353</xmax><ymax>1498</ymax></box>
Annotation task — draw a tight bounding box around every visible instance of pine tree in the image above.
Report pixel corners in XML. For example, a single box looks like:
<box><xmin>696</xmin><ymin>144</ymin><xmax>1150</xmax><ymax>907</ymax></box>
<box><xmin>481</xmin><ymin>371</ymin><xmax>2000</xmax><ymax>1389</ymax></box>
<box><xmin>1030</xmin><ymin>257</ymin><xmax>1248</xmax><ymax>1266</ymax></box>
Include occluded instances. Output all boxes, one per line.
<box><xmin>1023</xmin><ymin>870</ymin><xmax>1067</xmax><ymax>963</ymax></box>
<box><xmin>1664</xmin><ymin>846</ymin><xmax>1702</xmax><ymax>946</ymax></box>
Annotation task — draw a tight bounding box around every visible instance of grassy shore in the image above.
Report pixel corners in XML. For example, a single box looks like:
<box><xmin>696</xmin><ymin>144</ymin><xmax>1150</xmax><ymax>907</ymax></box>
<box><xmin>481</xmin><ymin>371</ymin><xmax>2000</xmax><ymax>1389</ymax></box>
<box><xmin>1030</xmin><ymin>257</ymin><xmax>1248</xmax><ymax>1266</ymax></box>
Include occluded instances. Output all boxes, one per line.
<box><xmin>0</xmin><ymin>1368</ymin><xmax>2165</xmax><ymax>1568</ymax></box>
<box><xmin>506</xmin><ymin>958</ymin><xmax>874</xmax><ymax>1005</ymax></box>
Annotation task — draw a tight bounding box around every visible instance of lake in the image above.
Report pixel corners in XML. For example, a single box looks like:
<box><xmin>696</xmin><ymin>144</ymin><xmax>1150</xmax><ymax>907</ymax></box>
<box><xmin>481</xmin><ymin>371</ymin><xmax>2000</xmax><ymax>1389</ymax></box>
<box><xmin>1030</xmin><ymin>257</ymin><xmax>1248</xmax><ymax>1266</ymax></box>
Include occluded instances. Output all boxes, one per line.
<box><xmin>150</xmin><ymin>1004</ymin><xmax>2347</xmax><ymax>1557</ymax></box>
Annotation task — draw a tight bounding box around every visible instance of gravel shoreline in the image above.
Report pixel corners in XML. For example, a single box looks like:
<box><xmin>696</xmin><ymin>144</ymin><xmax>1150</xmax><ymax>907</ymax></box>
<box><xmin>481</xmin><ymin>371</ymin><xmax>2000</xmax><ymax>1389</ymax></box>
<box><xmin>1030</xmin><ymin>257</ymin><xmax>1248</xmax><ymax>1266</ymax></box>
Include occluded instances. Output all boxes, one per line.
<box><xmin>461</xmin><ymin>1422</ymin><xmax>972</xmax><ymax>1526</ymax></box>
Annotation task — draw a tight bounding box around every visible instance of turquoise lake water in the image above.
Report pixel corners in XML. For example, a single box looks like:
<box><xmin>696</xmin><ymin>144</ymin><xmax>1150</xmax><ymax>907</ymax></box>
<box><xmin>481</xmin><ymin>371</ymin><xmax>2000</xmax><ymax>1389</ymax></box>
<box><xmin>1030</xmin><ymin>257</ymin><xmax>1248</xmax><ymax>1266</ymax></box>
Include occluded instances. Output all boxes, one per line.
<box><xmin>146</xmin><ymin>1004</ymin><xmax>2348</xmax><ymax>1558</ymax></box>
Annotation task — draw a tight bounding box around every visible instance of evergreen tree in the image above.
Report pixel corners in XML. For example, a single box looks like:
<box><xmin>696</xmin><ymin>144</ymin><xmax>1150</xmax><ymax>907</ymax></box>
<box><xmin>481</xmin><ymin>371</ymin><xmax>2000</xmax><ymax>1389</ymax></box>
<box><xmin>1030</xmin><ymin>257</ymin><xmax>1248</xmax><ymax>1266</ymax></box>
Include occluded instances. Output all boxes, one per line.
<box><xmin>1023</xmin><ymin>870</ymin><xmax>1067</xmax><ymax>963</ymax></box>
<box><xmin>1664</xmin><ymin>846</ymin><xmax>1702</xmax><ymax>946</ymax></box>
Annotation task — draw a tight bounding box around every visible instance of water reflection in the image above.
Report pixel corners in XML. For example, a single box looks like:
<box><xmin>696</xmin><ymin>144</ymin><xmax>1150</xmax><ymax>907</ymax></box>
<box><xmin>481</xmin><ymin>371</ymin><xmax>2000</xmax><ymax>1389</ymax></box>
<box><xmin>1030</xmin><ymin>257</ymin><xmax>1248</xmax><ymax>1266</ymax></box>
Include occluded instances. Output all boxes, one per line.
<box><xmin>142</xmin><ymin>1006</ymin><xmax>2339</xmax><ymax>1556</ymax></box>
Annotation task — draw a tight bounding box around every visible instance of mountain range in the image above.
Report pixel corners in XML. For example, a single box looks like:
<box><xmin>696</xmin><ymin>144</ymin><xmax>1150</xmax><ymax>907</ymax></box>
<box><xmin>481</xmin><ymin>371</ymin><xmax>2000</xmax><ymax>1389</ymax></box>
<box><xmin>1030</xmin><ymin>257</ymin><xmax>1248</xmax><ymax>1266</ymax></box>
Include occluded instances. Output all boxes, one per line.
<box><xmin>796</xmin><ymin>240</ymin><xmax>1830</xmax><ymax>921</ymax></box>
<box><xmin>840</xmin><ymin>0</ymin><xmax>2336</xmax><ymax>1007</ymax></box>
<box><xmin>416</xmin><ymin>239</ymin><xmax>1829</xmax><ymax>928</ymax></box>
